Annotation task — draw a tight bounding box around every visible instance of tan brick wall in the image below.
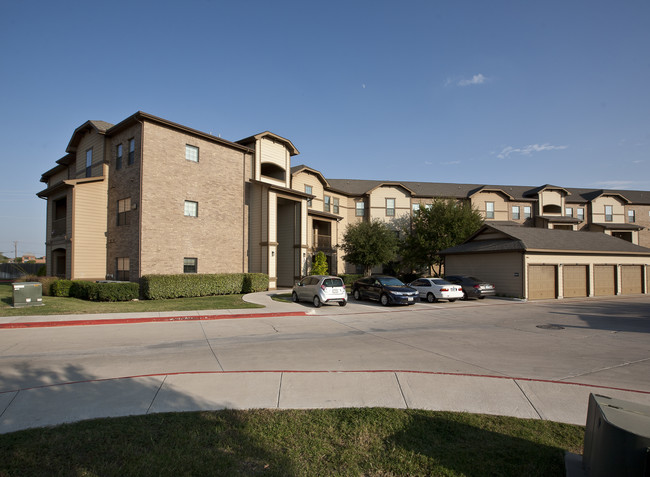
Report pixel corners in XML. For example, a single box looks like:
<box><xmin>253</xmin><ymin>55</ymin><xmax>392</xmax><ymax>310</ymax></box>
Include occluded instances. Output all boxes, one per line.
<box><xmin>139</xmin><ymin>121</ymin><xmax>250</xmax><ymax>276</ymax></box>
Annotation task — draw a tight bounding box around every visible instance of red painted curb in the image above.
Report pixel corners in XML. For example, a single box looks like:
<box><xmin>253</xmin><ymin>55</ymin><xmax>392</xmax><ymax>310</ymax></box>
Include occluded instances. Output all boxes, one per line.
<box><xmin>0</xmin><ymin>311</ymin><xmax>309</xmax><ymax>329</ymax></box>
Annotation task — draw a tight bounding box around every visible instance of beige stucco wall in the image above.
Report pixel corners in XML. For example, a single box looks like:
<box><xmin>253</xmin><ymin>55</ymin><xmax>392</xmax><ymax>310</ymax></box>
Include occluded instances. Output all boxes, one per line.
<box><xmin>538</xmin><ymin>190</ymin><xmax>566</xmax><ymax>215</ymax></box>
<box><xmin>591</xmin><ymin>196</ymin><xmax>626</xmax><ymax>223</ymax></box>
<box><xmin>139</xmin><ymin>121</ymin><xmax>249</xmax><ymax>276</ymax></box>
<box><xmin>368</xmin><ymin>185</ymin><xmax>411</xmax><ymax>223</ymax></box>
<box><xmin>470</xmin><ymin>191</ymin><xmax>510</xmax><ymax>221</ymax></box>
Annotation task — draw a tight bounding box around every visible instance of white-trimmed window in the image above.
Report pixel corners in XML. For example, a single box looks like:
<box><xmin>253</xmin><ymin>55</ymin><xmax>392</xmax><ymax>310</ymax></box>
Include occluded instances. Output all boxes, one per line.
<box><xmin>117</xmin><ymin>198</ymin><xmax>131</xmax><ymax>226</ymax></box>
<box><xmin>412</xmin><ymin>203</ymin><xmax>420</xmax><ymax>213</ymax></box>
<box><xmin>184</xmin><ymin>200</ymin><xmax>198</xmax><ymax>217</ymax></box>
<box><xmin>184</xmin><ymin>257</ymin><xmax>197</xmax><ymax>274</ymax></box>
<box><xmin>386</xmin><ymin>198</ymin><xmax>395</xmax><ymax>217</ymax></box>
<box><xmin>485</xmin><ymin>202</ymin><xmax>494</xmax><ymax>219</ymax></box>
<box><xmin>524</xmin><ymin>206</ymin><xmax>532</xmax><ymax>219</ymax></box>
<box><xmin>186</xmin><ymin>144</ymin><xmax>199</xmax><ymax>162</ymax></box>
<box><xmin>116</xmin><ymin>144</ymin><xmax>123</xmax><ymax>170</ymax></box>
<box><xmin>116</xmin><ymin>257</ymin><xmax>130</xmax><ymax>281</ymax></box>
<box><xmin>628</xmin><ymin>210</ymin><xmax>635</xmax><ymax>223</ymax></box>
<box><xmin>324</xmin><ymin>195</ymin><xmax>331</xmax><ymax>212</ymax></box>
<box><xmin>305</xmin><ymin>185</ymin><xmax>312</xmax><ymax>207</ymax></box>
<box><xmin>512</xmin><ymin>206</ymin><xmax>520</xmax><ymax>220</ymax></box>
<box><xmin>356</xmin><ymin>201</ymin><xmax>365</xmax><ymax>217</ymax></box>
<box><xmin>605</xmin><ymin>205</ymin><xmax>613</xmax><ymax>222</ymax></box>
<box><xmin>577</xmin><ymin>208</ymin><xmax>584</xmax><ymax>221</ymax></box>
<box><xmin>565</xmin><ymin>207</ymin><xmax>573</xmax><ymax>217</ymax></box>
<box><xmin>85</xmin><ymin>148</ymin><xmax>93</xmax><ymax>177</ymax></box>
<box><xmin>333</xmin><ymin>197</ymin><xmax>339</xmax><ymax>214</ymax></box>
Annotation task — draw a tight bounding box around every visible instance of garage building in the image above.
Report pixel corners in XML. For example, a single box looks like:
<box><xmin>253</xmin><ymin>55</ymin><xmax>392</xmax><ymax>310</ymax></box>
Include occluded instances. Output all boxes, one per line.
<box><xmin>440</xmin><ymin>224</ymin><xmax>650</xmax><ymax>300</ymax></box>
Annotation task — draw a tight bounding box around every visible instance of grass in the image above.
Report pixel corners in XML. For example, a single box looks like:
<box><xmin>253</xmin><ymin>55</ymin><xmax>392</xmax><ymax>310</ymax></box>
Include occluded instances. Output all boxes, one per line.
<box><xmin>0</xmin><ymin>282</ymin><xmax>263</xmax><ymax>317</ymax></box>
<box><xmin>0</xmin><ymin>408</ymin><xmax>584</xmax><ymax>476</ymax></box>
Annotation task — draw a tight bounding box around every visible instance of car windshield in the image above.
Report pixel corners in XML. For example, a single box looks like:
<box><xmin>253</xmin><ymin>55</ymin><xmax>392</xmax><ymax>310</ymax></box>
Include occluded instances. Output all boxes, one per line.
<box><xmin>378</xmin><ymin>277</ymin><xmax>405</xmax><ymax>286</ymax></box>
<box><xmin>323</xmin><ymin>278</ymin><xmax>344</xmax><ymax>287</ymax></box>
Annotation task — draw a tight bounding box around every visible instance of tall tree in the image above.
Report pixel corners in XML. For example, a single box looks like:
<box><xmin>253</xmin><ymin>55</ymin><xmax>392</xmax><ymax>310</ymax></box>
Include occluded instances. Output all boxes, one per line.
<box><xmin>401</xmin><ymin>199</ymin><xmax>483</xmax><ymax>276</ymax></box>
<box><xmin>341</xmin><ymin>219</ymin><xmax>398</xmax><ymax>276</ymax></box>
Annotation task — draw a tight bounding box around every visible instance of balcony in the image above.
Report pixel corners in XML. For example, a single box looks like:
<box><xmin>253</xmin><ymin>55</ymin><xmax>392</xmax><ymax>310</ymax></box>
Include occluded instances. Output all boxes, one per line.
<box><xmin>52</xmin><ymin>218</ymin><xmax>66</xmax><ymax>237</ymax></box>
<box><xmin>314</xmin><ymin>234</ymin><xmax>332</xmax><ymax>250</ymax></box>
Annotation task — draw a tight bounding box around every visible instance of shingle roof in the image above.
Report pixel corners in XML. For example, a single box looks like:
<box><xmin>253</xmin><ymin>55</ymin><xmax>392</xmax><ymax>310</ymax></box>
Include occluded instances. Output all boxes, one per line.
<box><xmin>441</xmin><ymin>224</ymin><xmax>650</xmax><ymax>255</ymax></box>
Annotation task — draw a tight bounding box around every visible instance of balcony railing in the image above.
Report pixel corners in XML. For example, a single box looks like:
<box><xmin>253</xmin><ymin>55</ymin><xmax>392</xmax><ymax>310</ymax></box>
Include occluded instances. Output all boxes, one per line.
<box><xmin>314</xmin><ymin>234</ymin><xmax>332</xmax><ymax>249</ymax></box>
<box><xmin>52</xmin><ymin>218</ymin><xmax>66</xmax><ymax>236</ymax></box>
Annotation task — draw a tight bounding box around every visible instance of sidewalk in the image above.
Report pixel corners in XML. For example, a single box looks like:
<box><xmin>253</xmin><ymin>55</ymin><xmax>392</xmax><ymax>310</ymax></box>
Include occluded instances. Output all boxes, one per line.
<box><xmin>1</xmin><ymin>291</ymin><xmax>648</xmax><ymax>436</ymax></box>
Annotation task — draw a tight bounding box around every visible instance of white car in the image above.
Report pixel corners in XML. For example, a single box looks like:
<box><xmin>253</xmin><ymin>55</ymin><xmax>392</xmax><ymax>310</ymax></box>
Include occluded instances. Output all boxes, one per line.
<box><xmin>408</xmin><ymin>277</ymin><xmax>464</xmax><ymax>303</ymax></box>
<box><xmin>292</xmin><ymin>275</ymin><xmax>348</xmax><ymax>307</ymax></box>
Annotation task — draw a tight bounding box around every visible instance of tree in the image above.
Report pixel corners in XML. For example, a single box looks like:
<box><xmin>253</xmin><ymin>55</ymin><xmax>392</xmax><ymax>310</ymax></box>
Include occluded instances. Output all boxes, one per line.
<box><xmin>341</xmin><ymin>219</ymin><xmax>399</xmax><ymax>276</ymax></box>
<box><xmin>401</xmin><ymin>199</ymin><xmax>483</xmax><ymax>276</ymax></box>
<box><xmin>311</xmin><ymin>251</ymin><xmax>328</xmax><ymax>275</ymax></box>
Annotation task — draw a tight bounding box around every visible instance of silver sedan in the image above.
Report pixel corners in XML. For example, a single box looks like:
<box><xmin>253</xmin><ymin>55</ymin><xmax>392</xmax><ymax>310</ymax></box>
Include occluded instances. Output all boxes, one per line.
<box><xmin>408</xmin><ymin>277</ymin><xmax>464</xmax><ymax>303</ymax></box>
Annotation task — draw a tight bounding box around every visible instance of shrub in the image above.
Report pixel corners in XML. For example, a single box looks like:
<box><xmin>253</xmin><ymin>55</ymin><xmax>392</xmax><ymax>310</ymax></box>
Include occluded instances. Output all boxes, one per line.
<box><xmin>69</xmin><ymin>281</ymin><xmax>97</xmax><ymax>300</ymax></box>
<box><xmin>338</xmin><ymin>274</ymin><xmax>363</xmax><ymax>286</ymax></box>
<box><xmin>51</xmin><ymin>279</ymin><xmax>74</xmax><ymax>297</ymax></box>
<box><xmin>141</xmin><ymin>273</ymin><xmax>269</xmax><ymax>300</ymax></box>
<box><xmin>94</xmin><ymin>282</ymin><xmax>139</xmax><ymax>302</ymax></box>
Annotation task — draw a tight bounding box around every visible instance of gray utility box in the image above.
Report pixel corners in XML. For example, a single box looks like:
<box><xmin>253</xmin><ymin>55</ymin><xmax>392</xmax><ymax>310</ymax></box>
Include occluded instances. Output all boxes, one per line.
<box><xmin>583</xmin><ymin>393</ymin><xmax>650</xmax><ymax>476</ymax></box>
<box><xmin>12</xmin><ymin>282</ymin><xmax>43</xmax><ymax>307</ymax></box>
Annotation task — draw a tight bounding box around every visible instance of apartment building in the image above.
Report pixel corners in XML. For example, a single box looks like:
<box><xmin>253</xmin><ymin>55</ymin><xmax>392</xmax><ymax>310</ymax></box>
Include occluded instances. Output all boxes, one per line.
<box><xmin>38</xmin><ymin>111</ymin><xmax>650</xmax><ymax>290</ymax></box>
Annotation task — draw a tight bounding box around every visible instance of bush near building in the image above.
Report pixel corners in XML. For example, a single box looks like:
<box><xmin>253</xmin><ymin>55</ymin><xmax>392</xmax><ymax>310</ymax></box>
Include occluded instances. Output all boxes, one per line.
<box><xmin>141</xmin><ymin>273</ymin><xmax>268</xmax><ymax>300</ymax></box>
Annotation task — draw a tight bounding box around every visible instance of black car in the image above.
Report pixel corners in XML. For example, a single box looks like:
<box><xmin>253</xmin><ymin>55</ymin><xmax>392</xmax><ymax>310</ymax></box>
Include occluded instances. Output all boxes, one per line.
<box><xmin>352</xmin><ymin>275</ymin><xmax>419</xmax><ymax>306</ymax></box>
<box><xmin>444</xmin><ymin>275</ymin><xmax>496</xmax><ymax>299</ymax></box>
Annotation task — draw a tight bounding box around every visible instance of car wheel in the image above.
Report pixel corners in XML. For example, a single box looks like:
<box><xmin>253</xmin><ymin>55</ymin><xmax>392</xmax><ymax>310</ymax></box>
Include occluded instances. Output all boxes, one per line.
<box><xmin>478</xmin><ymin>295</ymin><xmax>485</xmax><ymax>299</ymax></box>
<box><xmin>380</xmin><ymin>294</ymin><xmax>390</xmax><ymax>306</ymax></box>
<box><xmin>462</xmin><ymin>291</ymin><xmax>468</xmax><ymax>300</ymax></box>
<box><xmin>313</xmin><ymin>296</ymin><xmax>321</xmax><ymax>308</ymax></box>
<box><xmin>426</xmin><ymin>292</ymin><xmax>436</xmax><ymax>303</ymax></box>
<box><xmin>353</xmin><ymin>289</ymin><xmax>361</xmax><ymax>300</ymax></box>
<box><xmin>449</xmin><ymin>299</ymin><xmax>456</xmax><ymax>303</ymax></box>
<box><xmin>338</xmin><ymin>301</ymin><xmax>347</xmax><ymax>307</ymax></box>
<box><xmin>291</xmin><ymin>291</ymin><xmax>299</xmax><ymax>303</ymax></box>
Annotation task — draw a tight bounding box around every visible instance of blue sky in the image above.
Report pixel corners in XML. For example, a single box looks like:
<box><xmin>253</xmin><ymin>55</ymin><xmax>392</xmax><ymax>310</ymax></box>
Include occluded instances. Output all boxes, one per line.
<box><xmin>1</xmin><ymin>0</ymin><xmax>649</xmax><ymax>258</ymax></box>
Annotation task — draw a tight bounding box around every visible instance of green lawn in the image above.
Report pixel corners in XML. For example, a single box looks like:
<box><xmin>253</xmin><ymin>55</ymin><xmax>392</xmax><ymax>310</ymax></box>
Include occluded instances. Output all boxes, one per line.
<box><xmin>0</xmin><ymin>408</ymin><xmax>584</xmax><ymax>476</ymax></box>
<box><xmin>0</xmin><ymin>282</ymin><xmax>263</xmax><ymax>317</ymax></box>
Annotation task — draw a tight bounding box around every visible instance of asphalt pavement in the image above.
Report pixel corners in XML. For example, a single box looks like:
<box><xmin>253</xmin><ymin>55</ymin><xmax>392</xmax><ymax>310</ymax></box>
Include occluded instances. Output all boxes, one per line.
<box><xmin>1</xmin><ymin>291</ymin><xmax>649</xmax><ymax>442</ymax></box>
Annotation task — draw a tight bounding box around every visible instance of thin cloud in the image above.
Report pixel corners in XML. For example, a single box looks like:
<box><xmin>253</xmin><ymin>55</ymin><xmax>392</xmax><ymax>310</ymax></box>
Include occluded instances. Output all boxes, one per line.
<box><xmin>458</xmin><ymin>74</ymin><xmax>487</xmax><ymax>86</ymax></box>
<box><xmin>497</xmin><ymin>143</ymin><xmax>568</xmax><ymax>159</ymax></box>
<box><xmin>441</xmin><ymin>160</ymin><xmax>461</xmax><ymax>165</ymax></box>
<box><xmin>591</xmin><ymin>180</ymin><xmax>649</xmax><ymax>190</ymax></box>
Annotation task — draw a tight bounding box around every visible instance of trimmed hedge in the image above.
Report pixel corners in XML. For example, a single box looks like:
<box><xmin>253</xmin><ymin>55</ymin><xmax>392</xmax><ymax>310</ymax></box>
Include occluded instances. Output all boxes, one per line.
<box><xmin>64</xmin><ymin>281</ymin><xmax>139</xmax><ymax>302</ymax></box>
<box><xmin>51</xmin><ymin>279</ymin><xmax>73</xmax><ymax>297</ymax></box>
<box><xmin>141</xmin><ymin>273</ymin><xmax>269</xmax><ymax>300</ymax></box>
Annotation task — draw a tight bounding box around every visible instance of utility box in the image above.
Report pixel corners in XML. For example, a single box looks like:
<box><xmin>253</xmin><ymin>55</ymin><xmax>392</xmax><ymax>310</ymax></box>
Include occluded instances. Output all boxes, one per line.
<box><xmin>583</xmin><ymin>393</ymin><xmax>650</xmax><ymax>476</ymax></box>
<box><xmin>12</xmin><ymin>282</ymin><xmax>43</xmax><ymax>307</ymax></box>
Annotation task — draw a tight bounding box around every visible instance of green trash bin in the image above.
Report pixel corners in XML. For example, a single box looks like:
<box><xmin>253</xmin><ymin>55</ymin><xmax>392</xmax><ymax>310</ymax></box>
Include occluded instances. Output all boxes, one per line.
<box><xmin>12</xmin><ymin>282</ymin><xmax>44</xmax><ymax>307</ymax></box>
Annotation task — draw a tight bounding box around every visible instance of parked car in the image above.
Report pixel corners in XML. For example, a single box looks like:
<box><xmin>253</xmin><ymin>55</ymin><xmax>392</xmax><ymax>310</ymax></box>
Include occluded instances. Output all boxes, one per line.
<box><xmin>444</xmin><ymin>275</ymin><xmax>496</xmax><ymax>299</ymax></box>
<box><xmin>408</xmin><ymin>277</ymin><xmax>464</xmax><ymax>303</ymax></box>
<box><xmin>352</xmin><ymin>275</ymin><xmax>419</xmax><ymax>306</ymax></box>
<box><xmin>292</xmin><ymin>275</ymin><xmax>347</xmax><ymax>307</ymax></box>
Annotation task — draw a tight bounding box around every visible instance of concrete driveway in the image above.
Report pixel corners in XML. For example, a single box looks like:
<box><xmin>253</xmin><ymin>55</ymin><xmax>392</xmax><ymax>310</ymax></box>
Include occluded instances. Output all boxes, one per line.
<box><xmin>1</xmin><ymin>293</ymin><xmax>648</xmax><ymax>433</ymax></box>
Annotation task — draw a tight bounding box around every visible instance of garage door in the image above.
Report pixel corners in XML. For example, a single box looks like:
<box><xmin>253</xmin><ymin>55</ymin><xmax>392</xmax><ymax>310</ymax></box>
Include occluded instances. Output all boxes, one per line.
<box><xmin>563</xmin><ymin>265</ymin><xmax>588</xmax><ymax>298</ymax></box>
<box><xmin>594</xmin><ymin>265</ymin><xmax>616</xmax><ymax>296</ymax></box>
<box><xmin>621</xmin><ymin>265</ymin><xmax>643</xmax><ymax>295</ymax></box>
<box><xmin>528</xmin><ymin>265</ymin><xmax>556</xmax><ymax>300</ymax></box>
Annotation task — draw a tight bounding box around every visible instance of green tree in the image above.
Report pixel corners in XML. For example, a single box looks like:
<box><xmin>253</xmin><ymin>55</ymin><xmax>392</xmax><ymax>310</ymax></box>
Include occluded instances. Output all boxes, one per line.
<box><xmin>401</xmin><ymin>199</ymin><xmax>483</xmax><ymax>276</ymax></box>
<box><xmin>311</xmin><ymin>251</ymin><xmax>328</xmax><ymax>275</ymax></box>
<box><xmin>341</xmin><ymin>219</ymin><xmax>399</xmax><ymax>276</ymax></box>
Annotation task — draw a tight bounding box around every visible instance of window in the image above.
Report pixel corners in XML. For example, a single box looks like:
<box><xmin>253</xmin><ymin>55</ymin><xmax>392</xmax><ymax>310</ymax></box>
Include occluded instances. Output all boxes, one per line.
<box><xmin>605</xmin><ymin>205</ymin><xmax>613</xmax><ymax>222</ymax></box>
<box><xmin>324</xmin><ymin>195</ymin><xmax>331</xmax><ymax>212</ymax></box>
<box><xmin>116</xmin><ymin>144</ymin><xmax>123</xmax><ymax>170</ymax></box>
<box><xmin>512</xmin><ymin>206</ymin><xmax>520</xmax><ymax>220</ymax></box>
<box><xmin>184</xmin><ymin>200</ymin><xmax>198</xmax><ymax>217</ymax></box>
<box><xmin>386</xmin><ymin>198</ymin><xmax>395</xmax><ymax>216</ymax></box>
<box><xmin>356</xmin><ymin>201</ymin><xmax>365</xmax><ymax>217</ymax></box>
<box><xmin>524</xmin><ymin>206</ymin><xmax>532</xmax><ymax>219</ymax></box>
<box><xmin>577</xmin><ymin>208</ymin><xmax>584</xmax><ymax>221</ymax></box>
<box><xmin>305</xmin><ymin>185</ymin><xmax>312</xmax><ymax>207</ymax></box>
<box><xmin>485</xmin><ymin>202</ymin><xmax>494</xmax><ymax>219</ymax></box>
<box><xmin>116</xmin><ymin>257</ymin><xmax>130</xmax><ymax>281</ymax></box>
<box><xmin>565</xmin><ymin>207</ymin><xmax>573</xmax><ymax>217</ymax></box>
<box><xmin>628</xmin><ymin>210</ymin><xmax>635</xmax><ymax>223</ymax></box>
<box><xmin>412</xmin><ymin>203</ymin><xmax>420</xmax><ymax>213</ymax></box>
<box><xmin>85</xmin><ymin>148</ymin><xmax>92</xmax><ymax>177</ymax></box>
<box><xmin>117</xmin><ymin>198</ymin><xmax>131</xmax><ymax>225</ymax></box>
<box><xmin>184</xmin><ymin>257</ymin><xmax>197</xmax><ymax>273</ymax></box>
<box><xmin>186</xmin><ymin>144</ymin><xmax>199</xmax><ymax>162</ymax></box>
<box><xmin>128</xmin><ymin>138</ymin><xmax>135</xmax><ymax>165</ymax></box>
<box><xmin>333</xmin><ymin>197</ymin><xmax>339</xmax><ymax>214</ymax></box>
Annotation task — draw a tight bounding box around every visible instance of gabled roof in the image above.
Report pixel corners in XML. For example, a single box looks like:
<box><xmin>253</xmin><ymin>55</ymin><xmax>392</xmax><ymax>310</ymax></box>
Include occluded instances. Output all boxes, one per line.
<box><xmin>237</xmin><ymin>131</ymin><xmax>299</xmax><ymax>156</ymax></box>
<box><xmin>291</xmin><ymin>165</ymin><xmax>330</xmax><ymax>188</ymax></box>
<box><xmin>441</xmin><ymin>223</ymin><xmax>650</xmax><ymax>256</ymax></box>
<box><xmin>524</xmin><ymin>184</ymin><xmax>570</xmax><ymax>197</ymax></box>
<box><xmin>468</xmin><ymin>186</ymin><xmax>515</xmax><ymax>200</ymax></box>
<box><xmin>66</xmin><ymin>120</ymin><xmax>114</xmax><ymax>153</ymax></box>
